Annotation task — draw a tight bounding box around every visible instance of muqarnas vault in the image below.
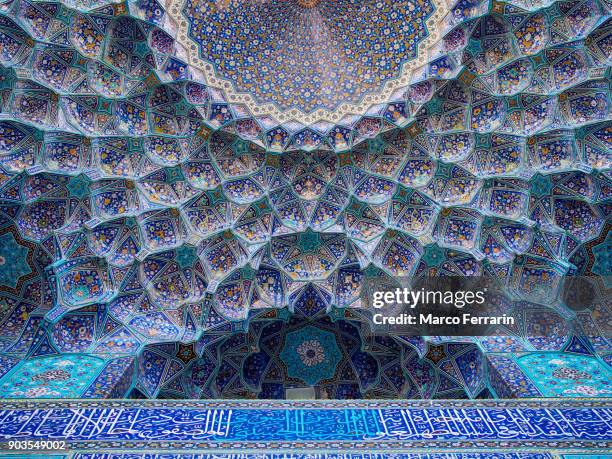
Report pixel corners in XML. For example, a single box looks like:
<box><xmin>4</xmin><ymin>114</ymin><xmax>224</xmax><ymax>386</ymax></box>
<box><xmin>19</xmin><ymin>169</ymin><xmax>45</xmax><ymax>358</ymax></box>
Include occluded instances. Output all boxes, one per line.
<box><xmin>0</xmin><ymin>0</ymin><xmax>609</xmax><ymax>401</ymax></box>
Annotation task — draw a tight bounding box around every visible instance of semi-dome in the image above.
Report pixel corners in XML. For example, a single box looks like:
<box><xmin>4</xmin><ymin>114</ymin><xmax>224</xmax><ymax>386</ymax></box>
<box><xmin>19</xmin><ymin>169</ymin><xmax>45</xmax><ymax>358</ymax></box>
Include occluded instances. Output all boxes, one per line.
<box><xmin>172</xmin><ymin>0</ymin><xmax>446</xmax><ymax>123</ymax></box>
<box><xmin>0</xmin><ymin>0</ymin><xmax>609</xmax><ymax>402</ymax></box>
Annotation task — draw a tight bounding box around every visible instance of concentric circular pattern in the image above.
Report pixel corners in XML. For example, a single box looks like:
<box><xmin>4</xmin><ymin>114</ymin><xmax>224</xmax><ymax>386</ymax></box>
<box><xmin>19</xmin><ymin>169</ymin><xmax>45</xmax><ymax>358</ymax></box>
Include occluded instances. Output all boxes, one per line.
<box><xmin>0</xmin><ymin>0</ymin><xmax>609</xmax><ymax>400</ymax></box>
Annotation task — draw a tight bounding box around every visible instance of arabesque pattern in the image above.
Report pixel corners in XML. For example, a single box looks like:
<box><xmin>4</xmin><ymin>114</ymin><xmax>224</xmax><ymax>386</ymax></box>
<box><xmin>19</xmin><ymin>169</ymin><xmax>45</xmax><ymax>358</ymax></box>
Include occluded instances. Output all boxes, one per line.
<box><xmin>0</xmin><ymin>0</ymin><xmax>609</xmax><ymax>399</ymax></box>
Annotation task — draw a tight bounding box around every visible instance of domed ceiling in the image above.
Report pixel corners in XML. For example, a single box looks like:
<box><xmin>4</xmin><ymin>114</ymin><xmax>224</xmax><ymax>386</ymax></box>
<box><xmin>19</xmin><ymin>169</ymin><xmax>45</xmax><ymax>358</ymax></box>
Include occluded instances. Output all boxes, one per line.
<box><xmin>171</xmin><ymin>0</ymin><xmax>445</xmax><ymax>123</ymax></box>
<box><xmin>0</xmin><ymin>0</ymin><xmax>609</xmax><ymax>400</ymax></box>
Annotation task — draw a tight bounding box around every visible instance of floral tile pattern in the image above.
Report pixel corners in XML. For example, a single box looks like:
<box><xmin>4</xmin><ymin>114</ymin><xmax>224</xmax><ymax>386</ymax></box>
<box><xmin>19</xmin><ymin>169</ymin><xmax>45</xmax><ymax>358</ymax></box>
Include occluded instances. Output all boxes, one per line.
<box><xmin>0</xmin><ymin>0</ymin><xmax>608</xmax><ymax>400</ymax></box>
<box><xmin>0</xmin><ymin>354</ymin><xmax>105</xmax><ymax>398</ymax></box>
<box><xmin>280</xmin><ymin>325</ymin><xmax>342</xmax><ymax>386</ymax></box>
<box><xmin>517</xmin><ymin>352</ymin><xmax>612</xmax><ymax>397</ymax></box>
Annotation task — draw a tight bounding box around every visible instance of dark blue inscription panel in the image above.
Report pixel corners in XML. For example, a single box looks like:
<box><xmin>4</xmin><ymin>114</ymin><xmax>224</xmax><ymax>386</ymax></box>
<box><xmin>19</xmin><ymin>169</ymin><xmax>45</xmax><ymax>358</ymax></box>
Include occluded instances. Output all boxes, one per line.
<box><xmin>0</xmin><ymin>400</ymin><xmax>610</xmax><ymax>453</ymax></box>
<box><xmin>0</xmin><ymin>453</ymin><xmax>569</xmax><ymax>459</ymax></box>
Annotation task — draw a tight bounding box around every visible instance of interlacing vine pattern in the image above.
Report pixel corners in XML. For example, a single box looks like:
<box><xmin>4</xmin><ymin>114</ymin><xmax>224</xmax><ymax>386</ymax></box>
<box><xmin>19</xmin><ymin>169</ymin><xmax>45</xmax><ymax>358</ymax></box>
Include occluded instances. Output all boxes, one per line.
<box><xmin>0</xmin><ymin>0</ymin><xmax>609</xmax><ymax>399</ymax></box>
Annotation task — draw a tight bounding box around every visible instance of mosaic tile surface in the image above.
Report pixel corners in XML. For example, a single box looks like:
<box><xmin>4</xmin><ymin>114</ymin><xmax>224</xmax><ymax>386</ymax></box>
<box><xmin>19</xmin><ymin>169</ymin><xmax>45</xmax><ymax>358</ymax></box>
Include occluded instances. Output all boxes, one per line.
<box><xmin>177</xmin><ymin>0</ymin><xmax>441</xmax><ymax>117</ymax></box>
<box><xmin>0</xmin><ymin>354</ymin><xmax>105</xmax><ymax>398</ymax></box>
<box><xmin>0</xmin><ymin>453</ymin><xmax>589</xmax><ymax>458</ymax></box>
<box><xmin>517</xmin><ymin>352</ymin><xmax>612</xmax><ymax>397</ymax></box>
<box><xmin>0</xmin><ymin>0</ymin><xmax>609</xmax><ymax>400</ymax></box>
<box><xmin>0</xmin><ymin>453</ymin><xmax>595</xmax><ymax>459</ymax></box>
<box><xmin>0</xmin><ymin>399</ymin><xmax>610</xmax><ymax>452</ymax></box>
